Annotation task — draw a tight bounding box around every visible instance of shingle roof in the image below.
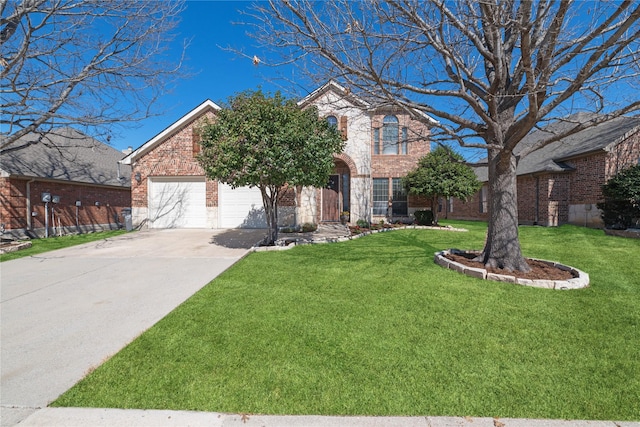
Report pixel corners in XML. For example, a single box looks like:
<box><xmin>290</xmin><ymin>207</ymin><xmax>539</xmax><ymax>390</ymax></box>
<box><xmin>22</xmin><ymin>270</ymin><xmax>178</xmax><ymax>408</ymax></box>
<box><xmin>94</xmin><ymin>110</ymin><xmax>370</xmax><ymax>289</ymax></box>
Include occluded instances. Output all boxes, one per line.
<box><xmin>473</xmin><ymin>114</ymin><xmax>640</xmax><ymax>182</ymax></box>
<box><xmin>0</xmin><ymin>127</ymin><xmax>131</xmax><ymax>187</ymax></box>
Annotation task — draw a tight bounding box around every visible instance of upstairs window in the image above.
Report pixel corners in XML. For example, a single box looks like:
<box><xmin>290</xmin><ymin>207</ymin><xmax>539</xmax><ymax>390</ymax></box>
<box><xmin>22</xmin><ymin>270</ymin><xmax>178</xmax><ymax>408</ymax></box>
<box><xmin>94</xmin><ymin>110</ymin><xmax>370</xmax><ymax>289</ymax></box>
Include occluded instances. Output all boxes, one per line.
<box><xmin>327</xmin><ymin>115</ymin><xmax>347</xmax><ymax>140</ymax></box>
<box><xmin>401</xmin><ymin>127</ymin><xmax>408</xmax><ymax>155</ymax></box>
<box><xmin>382</xmin><ymin>115</ymin><xmax>398</xmax><ymax>155</ymax></box>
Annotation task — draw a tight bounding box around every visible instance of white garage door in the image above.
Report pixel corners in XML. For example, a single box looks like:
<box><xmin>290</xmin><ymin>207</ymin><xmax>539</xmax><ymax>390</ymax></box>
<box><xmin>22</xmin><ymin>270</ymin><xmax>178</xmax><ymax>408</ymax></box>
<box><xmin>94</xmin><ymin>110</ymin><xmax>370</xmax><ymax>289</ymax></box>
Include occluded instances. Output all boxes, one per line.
<box><xmin>148</xmin><ymin>177</ymin><xmax>207</xmax><ymax>228</ymax></box>
<box><xmin>219</xmin><ymin>183</ymin><xmax>267</xmax><ymax>228</ymax></box>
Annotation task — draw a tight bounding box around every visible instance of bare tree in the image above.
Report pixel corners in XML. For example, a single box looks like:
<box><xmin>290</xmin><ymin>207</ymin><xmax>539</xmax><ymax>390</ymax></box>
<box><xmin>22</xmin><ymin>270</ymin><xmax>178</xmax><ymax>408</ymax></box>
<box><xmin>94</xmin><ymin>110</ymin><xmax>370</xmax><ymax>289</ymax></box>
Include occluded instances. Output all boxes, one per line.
<box><xmin>249</xmin><ymin>0</ymin><xmax>640</xmax><ymax>272</ymax></box>
<box><xmin>1</xmin><ymin>0</ymin><xmax>187</xmax><ymax>149</ymax></box>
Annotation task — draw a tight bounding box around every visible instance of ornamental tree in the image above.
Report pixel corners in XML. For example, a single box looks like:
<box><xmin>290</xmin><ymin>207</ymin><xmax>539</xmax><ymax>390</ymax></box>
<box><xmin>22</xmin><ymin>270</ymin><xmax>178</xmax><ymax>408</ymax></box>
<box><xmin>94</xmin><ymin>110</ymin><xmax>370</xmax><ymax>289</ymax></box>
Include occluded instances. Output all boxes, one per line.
<box><xmin>403</xmin><ymin>146</ymin><xmax>481</xmax><ymax>225</ymax></box>
<box><xmin>198</xmin><ymin>90</ymin><xmax>344</xmax><ymax>245</ymax></box>
<box><xmin>250</xmin><ymin>0</ymin><xmax>640</xmax><ymax>272</ymax></box>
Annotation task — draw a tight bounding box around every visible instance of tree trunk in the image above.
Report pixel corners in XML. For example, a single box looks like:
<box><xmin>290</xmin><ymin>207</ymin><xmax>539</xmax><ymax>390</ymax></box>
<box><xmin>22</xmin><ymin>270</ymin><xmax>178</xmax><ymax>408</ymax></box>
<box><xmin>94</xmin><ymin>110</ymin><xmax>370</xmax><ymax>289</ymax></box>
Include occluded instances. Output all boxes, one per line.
<box><xmin>260</xmin><ymin>186</ymin><xmax>279</xmax><ymax>245</ymax></box>
<box><xmin>481</xmin><ymin>148</ymin><xmax>531</xmax><ymax>272</ymax></box>
<box><xmin>431</xmin><ymin>195</ymin><xmax>439</xmax><ymax>225</ymax></box>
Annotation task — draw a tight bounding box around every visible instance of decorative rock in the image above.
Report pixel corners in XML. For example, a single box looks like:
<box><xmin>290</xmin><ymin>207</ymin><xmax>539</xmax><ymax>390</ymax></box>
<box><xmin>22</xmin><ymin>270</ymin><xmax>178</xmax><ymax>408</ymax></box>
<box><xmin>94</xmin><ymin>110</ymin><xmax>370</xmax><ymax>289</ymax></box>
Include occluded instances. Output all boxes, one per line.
<box><xmin>464</xmin><ymin>266</ymin><xmax>487</xmax><ymax>280</ymax></box>
<box><xmin>449</xmin><ymin>261</ymin><xmax>465</xmax><ymax>274</ymax></box>
<box><xmin>434</xmin><ymin>255</ymin><xmax>450</xmax><ymax>269</ymax></box>
<box><xmin>530</xmin><ymin>279</ymin><xmax>555</xmax><ymax>289</ymax></box>
<box><xmin>516</xmin><ymin>278</ymin><xmax>534</xmax><ymax>286</ymax></box>
<box><xmin>487</xmin><ymin>273</ymin><xmax>516</xmax><ymax>283</ymax></box>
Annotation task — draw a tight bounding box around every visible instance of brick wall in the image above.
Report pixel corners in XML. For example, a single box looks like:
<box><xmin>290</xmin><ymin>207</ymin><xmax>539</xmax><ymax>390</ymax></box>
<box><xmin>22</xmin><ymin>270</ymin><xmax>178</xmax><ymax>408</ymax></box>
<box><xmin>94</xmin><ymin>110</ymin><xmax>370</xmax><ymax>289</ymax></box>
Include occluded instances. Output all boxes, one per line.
<box><xmin>1</xmin><ymin>177</ymin><xmax>130</xmax><ymax>236</ymax></box>
<box><xmin>370</xmin><ymin>111</ymin><xmax>431</xmax><ymax>215</ymax></box>
<box><xmin>370</xmin><ymin>112</ymin><xmax>430</xmax><ymax>178</ymax></box>
<box><xmin>606</xmin><ymin>129</ymin><xmax>640</xmax><ymax>178</ymax></box>
<box><xmin>564</xmin><ymin>153</ymin><xmax>607</xmax><ymax>205</ymax></box>
<box><xmin>131</xmin><ymin>111</ymin><xmax>215</xmax><ymax>209</ymax></box>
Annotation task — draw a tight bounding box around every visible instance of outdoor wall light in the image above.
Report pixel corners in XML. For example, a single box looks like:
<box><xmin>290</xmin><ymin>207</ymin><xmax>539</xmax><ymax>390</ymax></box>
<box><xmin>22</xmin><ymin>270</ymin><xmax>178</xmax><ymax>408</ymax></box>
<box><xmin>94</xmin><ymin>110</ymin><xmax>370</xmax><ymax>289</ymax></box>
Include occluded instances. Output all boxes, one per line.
<box><xmin>95</xmin><ymin>201</ymin><xmax>100</xmax><ymax>206</ymax></box>
<box><xmin>135</xmin><ymin>172</ymin><xmax>141</xmax><ymax>183</ymax></box>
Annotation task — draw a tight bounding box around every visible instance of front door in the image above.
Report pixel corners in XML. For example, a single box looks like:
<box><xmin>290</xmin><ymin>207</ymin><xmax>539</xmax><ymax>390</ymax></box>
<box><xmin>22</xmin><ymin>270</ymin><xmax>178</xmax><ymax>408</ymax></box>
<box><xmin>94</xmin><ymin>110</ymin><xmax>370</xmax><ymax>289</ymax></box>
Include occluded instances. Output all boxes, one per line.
<box><xmin>322</xmin><ymin>174</ymin><xmax>340</xmax><ymax>221</ymax></box>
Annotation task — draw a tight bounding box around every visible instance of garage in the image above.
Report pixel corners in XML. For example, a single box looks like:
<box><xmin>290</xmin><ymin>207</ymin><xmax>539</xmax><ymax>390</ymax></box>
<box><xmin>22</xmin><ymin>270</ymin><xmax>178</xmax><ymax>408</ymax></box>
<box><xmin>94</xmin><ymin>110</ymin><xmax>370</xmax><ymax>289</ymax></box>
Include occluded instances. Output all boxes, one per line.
<box><xmin>148</xmin><ymin>177</ymin><xmax>207</xmax><ymax>228</ymax></box>
<box><xmin>219</xmin><ymin>183</ymin><xmax>267</xmax><ymax>228</ymax></box>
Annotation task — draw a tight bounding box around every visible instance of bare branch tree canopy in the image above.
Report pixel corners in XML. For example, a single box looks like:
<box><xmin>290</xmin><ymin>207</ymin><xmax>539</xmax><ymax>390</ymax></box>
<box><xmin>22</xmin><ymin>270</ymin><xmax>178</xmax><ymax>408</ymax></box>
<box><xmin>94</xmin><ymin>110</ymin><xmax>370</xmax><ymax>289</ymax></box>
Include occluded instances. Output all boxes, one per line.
<box><xmin>250</xmin><ymin>0</ymin><xmax>640</xmax><ymax>272</ymax></box>
<box><xmin>1</xmin><ymin>0</ymin><xmax>187</xmax><ymax>150</ymax></box>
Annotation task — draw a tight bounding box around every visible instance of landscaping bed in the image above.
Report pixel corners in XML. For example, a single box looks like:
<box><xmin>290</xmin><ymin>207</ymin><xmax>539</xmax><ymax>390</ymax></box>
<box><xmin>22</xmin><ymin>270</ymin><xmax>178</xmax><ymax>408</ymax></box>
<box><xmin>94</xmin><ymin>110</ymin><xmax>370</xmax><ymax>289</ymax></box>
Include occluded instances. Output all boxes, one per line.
<box><xmin>444</xmin><ymin>251</ymin><xmax>575</xmax><ymax>281</ymax></box>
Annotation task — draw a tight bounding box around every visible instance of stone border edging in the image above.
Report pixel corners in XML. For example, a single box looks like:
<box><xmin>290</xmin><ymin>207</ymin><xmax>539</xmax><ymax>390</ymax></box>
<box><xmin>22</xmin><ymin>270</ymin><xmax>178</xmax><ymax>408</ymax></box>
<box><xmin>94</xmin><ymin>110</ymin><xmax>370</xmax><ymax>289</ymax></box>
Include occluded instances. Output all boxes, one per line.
<box><xmin>251</xmin><ymin>225</ymin><xmax>468</xmax><ymax>252</ymax></box>
<box><xmin>434</xmin><ymin>249</ymin><xmax>589</xmax><ymax>290</ymax></box>
<box><xmin>0</xmin><ymin>241</ymin><xmax>32</xmax><ymax>254</ymax></box>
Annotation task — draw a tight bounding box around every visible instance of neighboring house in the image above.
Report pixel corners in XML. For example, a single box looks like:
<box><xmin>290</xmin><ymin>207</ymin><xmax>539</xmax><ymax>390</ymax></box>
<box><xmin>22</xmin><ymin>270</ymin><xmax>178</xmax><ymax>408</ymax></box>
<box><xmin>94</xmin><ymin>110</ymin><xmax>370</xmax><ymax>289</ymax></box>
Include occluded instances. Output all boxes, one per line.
<box><xmin>120</xmin><ymin>81</ymin><xmax>433</xmax><ymax>229</ymax></box>
<box><xmin>450</xmin><ymin>114</ymin><xmax>640</xmax><ymax>227</ymax></box>
<box><xmin>0</xmin><ymin>127</ymin><xmax>131</xmax><ymax>238</ymax></box>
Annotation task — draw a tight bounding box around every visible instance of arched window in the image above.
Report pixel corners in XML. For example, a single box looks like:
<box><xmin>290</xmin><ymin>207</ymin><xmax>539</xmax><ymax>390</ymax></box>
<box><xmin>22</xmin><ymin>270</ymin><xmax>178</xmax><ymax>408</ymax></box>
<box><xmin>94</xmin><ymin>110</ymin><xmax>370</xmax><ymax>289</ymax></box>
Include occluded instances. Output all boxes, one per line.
<box><xmin>327</xmin><ymin>115</ymin><xmax>338</xmax><ymax>128</ymax></box>
<box><xmin>382</xmin><ymin>115</ymin><xmax>398</xmax><ymax>154</ymax></box>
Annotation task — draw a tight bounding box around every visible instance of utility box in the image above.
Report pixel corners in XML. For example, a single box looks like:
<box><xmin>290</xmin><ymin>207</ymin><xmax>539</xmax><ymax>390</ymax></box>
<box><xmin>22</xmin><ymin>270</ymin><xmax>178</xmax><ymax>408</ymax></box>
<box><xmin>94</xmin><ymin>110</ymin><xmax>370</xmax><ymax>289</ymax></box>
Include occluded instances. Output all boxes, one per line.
<box><xmin>121</xmin><ymin>208</ymin><xmax>133</xmax><ymax>231</ymax></box>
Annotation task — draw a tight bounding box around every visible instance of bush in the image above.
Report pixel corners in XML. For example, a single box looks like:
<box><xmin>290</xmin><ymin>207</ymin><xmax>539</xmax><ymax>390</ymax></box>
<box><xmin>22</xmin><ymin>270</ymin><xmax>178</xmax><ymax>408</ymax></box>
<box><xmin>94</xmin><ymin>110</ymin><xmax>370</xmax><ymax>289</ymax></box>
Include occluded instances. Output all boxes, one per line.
<box><xmin>413</xmin><ymin>210</ymin><xmax>434</xmax><ymax>226</ymax></box>
<box><xmin>301</xmin><ymin>223</ymin><xmax>317</xmax><ymax>232</ymax></box>
<box><xmin>597</xmin><ymin>165</ymin><xmax>640</xmax><ymax>229</ymax></box>
<box><xmin>356</xmin><ymin>219</ymin><xmax>370</xmax><ymax>228</ymax></box>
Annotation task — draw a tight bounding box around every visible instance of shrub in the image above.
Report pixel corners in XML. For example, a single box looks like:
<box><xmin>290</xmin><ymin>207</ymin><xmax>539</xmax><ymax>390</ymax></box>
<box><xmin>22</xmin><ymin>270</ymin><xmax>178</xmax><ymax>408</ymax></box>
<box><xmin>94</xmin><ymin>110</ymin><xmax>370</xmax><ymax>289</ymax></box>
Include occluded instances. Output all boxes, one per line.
<box><xmin>413</xmin><ymin>210</ymin><xmax>434</xmax><ymax>226</ymax></box>
<box><xmin>356</xmin><ymin>219</ymin><xmax>369</xmax><ymax>228</ymax></box>
<box><xmin>301</xmin><ymin>223</ymin><xmax>317</xmax><ymax>232</ymax></box>
<box><xmin>597</xmin><ymin>165</ymin><xmax>640</xmax><ymax>229</ymax></box>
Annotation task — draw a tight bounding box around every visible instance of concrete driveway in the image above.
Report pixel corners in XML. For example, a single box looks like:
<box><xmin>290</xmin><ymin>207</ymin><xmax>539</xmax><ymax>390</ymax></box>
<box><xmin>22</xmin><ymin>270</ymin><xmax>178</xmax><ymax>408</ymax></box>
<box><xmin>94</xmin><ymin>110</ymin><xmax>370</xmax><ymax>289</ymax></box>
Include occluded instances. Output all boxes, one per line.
<box><xmin>0</xmin><ymin>228</ymin><xmax>264</xmax><ymax>426</ymax></box>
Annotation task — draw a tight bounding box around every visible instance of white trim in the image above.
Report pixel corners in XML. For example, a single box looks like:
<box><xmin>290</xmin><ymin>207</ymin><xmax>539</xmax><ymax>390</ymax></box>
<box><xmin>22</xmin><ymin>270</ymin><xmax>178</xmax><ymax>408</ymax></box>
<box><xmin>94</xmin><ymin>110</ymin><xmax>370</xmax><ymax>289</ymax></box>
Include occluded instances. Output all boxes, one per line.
<box><xmin>298</xmin><ymin>80</ymin><xmax>370</xmax><ymax>109</ymax></box>
<box><xmin>119</xmin><ymin>99</ymin><xmax>221</xmax><ymax>165</ymax></box>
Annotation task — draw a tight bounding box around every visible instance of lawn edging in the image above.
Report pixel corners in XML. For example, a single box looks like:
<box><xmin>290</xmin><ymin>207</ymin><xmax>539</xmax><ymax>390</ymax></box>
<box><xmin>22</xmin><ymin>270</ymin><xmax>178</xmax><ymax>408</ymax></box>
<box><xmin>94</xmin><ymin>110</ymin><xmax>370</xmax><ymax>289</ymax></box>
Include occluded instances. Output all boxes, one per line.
<box><xmin>434</xmin><ymin>249</ymin><xmax>590</xmax><ymax>290</ymax></box>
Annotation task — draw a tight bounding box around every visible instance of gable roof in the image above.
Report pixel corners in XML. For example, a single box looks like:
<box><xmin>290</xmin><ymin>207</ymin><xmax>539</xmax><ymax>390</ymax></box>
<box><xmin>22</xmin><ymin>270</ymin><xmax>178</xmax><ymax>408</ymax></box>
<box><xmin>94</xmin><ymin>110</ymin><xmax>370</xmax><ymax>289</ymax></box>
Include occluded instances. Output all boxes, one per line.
<box><xmin>298</xmin><ymin>80</ymin><xmax>438</xmax><ymax>124</ymax></box>
<box><xmin>0</xmin><ymin>127</ymin><xmax>131</xmax><ymax>187</ymax></box>
<box><xmin>297</xmin><ymin>80</ymin><xmax>371</xmax><ymax>109</ymax></box>
<box><xmin>120</xmin><ymin>99</ymin><xmax>221</xmax><ymax>165</ymax></box>
<box><xmin>473</xmin><ymin>114</ymin><xmax>640</xmax><ymax>182</ymax></box>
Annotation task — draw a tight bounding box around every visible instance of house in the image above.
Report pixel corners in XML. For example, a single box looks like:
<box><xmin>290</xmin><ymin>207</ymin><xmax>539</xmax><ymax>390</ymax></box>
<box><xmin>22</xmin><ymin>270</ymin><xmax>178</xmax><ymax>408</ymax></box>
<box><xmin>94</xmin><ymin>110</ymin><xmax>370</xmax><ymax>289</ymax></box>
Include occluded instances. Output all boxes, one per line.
<box><xmin>120</xmin><ymin>81</ymin><xmax>433</xmax><ymax>229</ymax></box>
<box><xmin>1</xmin><ymin>127</ymin><xmax>132</xmax><ymax>238</ymax></box>
<box><xmin>449</xmin><ymin>114</ymin><xmax>640</xmax><ymax>227</ymax></box>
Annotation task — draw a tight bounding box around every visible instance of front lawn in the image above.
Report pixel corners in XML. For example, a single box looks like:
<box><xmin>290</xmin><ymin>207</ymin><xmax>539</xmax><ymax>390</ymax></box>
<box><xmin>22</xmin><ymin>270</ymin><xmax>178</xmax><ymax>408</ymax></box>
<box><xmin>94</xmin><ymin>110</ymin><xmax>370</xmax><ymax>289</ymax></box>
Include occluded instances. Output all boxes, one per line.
<box><xmin>0</xmin><ymin>230</ymin><xmax>128</xmax><ymax>262</ymax></box>
<box><xmin>53</xmin><ymin>221</ymin><xmax>640</xmax><ymax>420</ymax></box>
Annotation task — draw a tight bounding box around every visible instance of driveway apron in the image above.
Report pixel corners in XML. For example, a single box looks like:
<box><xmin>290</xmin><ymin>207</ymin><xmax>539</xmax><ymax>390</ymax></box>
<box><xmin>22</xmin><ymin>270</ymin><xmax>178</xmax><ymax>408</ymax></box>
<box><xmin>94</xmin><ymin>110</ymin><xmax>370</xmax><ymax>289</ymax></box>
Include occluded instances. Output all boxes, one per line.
<box><xmin>0</xmin><ymin>229</ymin><xmax>263</xmax><ymax>426</ymax></box>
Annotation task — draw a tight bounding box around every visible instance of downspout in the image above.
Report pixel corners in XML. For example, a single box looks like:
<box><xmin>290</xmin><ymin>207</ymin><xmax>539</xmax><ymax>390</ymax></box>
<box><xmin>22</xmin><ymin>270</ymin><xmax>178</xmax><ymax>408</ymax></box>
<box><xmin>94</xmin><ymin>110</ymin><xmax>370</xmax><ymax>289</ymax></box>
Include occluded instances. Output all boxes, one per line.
<box><xmin>26</xmin><ymin>178</ymin><xmax>36</xmax><ymax>230</ymax></box>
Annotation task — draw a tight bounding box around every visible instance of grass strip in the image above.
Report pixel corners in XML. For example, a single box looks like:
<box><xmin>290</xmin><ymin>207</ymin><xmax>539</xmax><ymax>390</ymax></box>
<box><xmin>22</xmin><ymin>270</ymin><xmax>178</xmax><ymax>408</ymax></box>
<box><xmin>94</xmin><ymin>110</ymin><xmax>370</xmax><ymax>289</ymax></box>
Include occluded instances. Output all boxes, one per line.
<box><xmin>0</xmin><ymin>230</ymin><xmax>128</xmax><ymax>262</ymax></box>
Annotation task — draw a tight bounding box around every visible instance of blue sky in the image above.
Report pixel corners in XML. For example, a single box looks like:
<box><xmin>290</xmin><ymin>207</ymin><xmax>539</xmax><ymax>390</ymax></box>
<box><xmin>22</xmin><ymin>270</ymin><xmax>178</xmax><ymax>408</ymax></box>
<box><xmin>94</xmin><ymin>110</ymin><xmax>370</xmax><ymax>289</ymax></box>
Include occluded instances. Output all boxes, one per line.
<box><xmin>113</xmin><ymin>0</ymin><xmax>300</xmax><ymax>153</ymax></box>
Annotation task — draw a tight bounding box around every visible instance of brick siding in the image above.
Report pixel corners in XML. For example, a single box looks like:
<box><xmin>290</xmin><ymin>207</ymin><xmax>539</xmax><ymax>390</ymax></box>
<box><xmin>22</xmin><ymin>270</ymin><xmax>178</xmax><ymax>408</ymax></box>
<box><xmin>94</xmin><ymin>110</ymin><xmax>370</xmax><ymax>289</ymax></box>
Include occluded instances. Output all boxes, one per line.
<box><xmin>1</xmin><ymin>177</ymin><xmax>130</xmax><ymax>235</ymax></box>
<box><xmin>448</xmin><ymin>130</ymin><xmax>640</xmax><ymax>227</ymax></box>
<box><xmin>370</xmin><ymin>111</ymin><xmax>431</xmax><ymax>217</ymax></box>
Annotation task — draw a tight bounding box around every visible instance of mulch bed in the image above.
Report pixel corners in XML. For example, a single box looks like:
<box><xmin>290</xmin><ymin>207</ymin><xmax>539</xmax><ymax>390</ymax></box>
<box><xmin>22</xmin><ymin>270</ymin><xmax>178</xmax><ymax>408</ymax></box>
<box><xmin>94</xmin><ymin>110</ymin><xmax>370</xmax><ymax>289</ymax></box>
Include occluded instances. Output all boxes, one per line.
<box><xmin>445</xmin><ymin>252</ymin><xmax>576</xmax><ymax>281</ymax></box>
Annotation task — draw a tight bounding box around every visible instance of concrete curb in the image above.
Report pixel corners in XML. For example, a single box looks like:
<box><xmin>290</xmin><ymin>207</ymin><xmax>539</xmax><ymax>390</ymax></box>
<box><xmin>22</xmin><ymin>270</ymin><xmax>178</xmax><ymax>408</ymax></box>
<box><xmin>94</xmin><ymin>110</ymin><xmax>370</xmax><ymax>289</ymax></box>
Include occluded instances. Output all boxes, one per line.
<box><xmin>15</xmin><ymin>408</ymin><xmax>640</xmax><ymax>427</ymax></box>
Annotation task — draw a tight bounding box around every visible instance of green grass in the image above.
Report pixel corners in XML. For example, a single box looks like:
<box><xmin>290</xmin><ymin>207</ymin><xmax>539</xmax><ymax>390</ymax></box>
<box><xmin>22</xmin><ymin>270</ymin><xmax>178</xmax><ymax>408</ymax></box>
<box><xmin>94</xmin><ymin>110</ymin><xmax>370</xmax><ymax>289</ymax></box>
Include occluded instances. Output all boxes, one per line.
<box><xmin>53</xmin><ymin>221</ymin><xmax>640</xmax><ymax>420</ymax></box>
<box><xmin>0</xmin><ymin>230</ymin><xmax>128</xmax><ymax>262</ymax></box>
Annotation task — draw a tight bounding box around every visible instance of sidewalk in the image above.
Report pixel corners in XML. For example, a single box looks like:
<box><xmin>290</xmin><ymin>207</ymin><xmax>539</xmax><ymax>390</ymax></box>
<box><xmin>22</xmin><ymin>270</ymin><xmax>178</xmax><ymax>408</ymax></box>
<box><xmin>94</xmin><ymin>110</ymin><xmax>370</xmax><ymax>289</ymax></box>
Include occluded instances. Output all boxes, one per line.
<box><xmin>13</xmin><ymin>407</ymin><xmax>640</xmax><ymax>427</ymax></box>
